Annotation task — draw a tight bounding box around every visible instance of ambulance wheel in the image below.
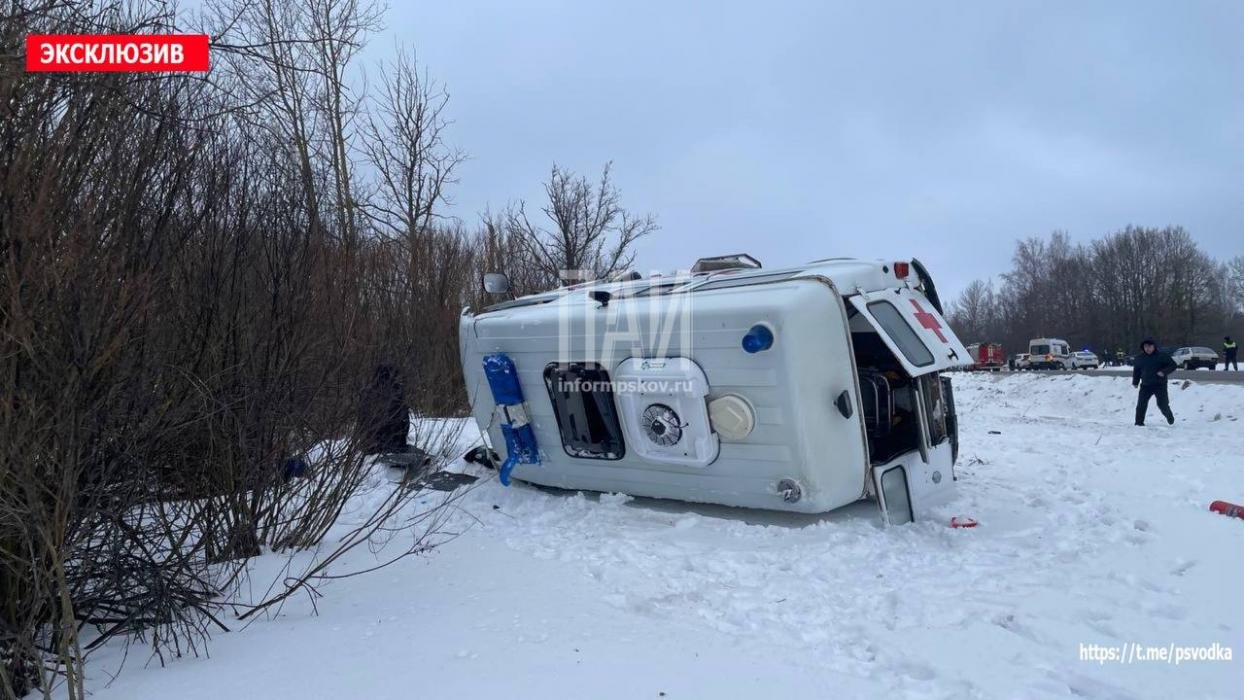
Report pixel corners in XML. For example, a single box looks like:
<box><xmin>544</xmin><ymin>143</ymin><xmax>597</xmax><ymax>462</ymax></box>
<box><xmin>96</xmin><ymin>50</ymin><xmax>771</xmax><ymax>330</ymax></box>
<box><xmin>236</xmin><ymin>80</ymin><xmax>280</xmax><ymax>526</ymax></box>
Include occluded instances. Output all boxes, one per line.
<box><xmin>463</xmin><ymin>446</ymin><xmax>499</xmax><ymax>470</ymax></box>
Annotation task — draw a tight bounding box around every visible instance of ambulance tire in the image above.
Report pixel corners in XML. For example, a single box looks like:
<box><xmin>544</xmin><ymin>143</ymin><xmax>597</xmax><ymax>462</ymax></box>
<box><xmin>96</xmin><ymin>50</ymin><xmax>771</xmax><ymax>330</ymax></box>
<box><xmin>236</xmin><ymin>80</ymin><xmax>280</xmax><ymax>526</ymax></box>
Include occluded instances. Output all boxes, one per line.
<box><xmin>463</xmin><ymin>445</ymin><xmax>499</xmax><ymax>470</ymax></box>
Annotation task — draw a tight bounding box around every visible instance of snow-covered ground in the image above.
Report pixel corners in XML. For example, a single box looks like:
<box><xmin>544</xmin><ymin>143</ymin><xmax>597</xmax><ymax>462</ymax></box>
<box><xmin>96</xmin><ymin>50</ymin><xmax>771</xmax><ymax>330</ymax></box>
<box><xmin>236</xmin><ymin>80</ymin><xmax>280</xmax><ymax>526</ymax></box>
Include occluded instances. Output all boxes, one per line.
<box><xmin>72</xmin><ymin>373</ymin><xmax>1241</xmax><ymax>699</ymax></box>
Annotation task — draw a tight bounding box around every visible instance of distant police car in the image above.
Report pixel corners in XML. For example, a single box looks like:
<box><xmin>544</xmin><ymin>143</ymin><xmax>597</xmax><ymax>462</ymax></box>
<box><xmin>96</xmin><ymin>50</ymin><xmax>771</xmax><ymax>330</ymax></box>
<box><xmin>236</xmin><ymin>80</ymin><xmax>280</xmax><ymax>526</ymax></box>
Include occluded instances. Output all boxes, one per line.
<box><xmin>1070</xmin><ymin>351</ymin><xmax>1100</xmax><ymax>369</ymax></box>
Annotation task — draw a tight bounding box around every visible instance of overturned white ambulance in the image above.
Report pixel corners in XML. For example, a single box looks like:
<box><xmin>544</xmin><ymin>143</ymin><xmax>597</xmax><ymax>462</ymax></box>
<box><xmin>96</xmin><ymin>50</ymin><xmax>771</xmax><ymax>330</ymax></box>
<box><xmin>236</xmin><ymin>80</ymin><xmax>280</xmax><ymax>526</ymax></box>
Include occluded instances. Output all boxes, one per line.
<box><xmin>459</xmin><ymin>255</ymin><xmax>972</xmax><ymax>524</ymax></box>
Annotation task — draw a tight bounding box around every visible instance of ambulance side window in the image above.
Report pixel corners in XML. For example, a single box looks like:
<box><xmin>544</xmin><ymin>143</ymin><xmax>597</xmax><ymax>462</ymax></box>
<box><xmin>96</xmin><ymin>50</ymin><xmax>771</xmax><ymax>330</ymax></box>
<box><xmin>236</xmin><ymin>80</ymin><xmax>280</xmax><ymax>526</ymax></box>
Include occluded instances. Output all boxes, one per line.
<box><xmin>920</xmin><ymin>375</ymin><xmax>948</xmax><ymax>446</ymax></box>
<box><xmin>543</xmin><ymin>363</ymin><xmax>626</xmax><ymax>460</ymax></box>
<box><xmin>867</xmin><ymin>301</ymin><xmax>934</xmax><ymax>367</ymax></box>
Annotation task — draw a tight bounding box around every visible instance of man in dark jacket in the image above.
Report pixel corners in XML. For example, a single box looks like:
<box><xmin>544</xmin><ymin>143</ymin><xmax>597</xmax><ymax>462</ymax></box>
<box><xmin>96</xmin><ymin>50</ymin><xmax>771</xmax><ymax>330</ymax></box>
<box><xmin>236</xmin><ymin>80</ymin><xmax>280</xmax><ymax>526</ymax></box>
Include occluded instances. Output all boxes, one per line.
<box><xmin>1224</xmin><ymin>336</ymin><xmax>1238</xmax><ymax>371</ymax></box>
<box><xmin>360</xmin><ymin>364</ymin><xmax>410</xmax><ymax>454</ymax></box>
<box><xmin>1132</xmin><ymin>338</ymin><xmax>1176</xmax><ymax>426</ymax></box>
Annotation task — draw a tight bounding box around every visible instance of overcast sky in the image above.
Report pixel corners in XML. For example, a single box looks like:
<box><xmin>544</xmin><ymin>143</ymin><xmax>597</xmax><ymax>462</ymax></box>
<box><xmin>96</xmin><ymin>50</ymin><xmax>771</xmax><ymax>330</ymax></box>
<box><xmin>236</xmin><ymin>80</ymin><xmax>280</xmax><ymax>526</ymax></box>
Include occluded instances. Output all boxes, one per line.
<box><xmin>384</xmin><ymin>1</ymin><xmax>1244</xmax><ymax>299</ymax></box>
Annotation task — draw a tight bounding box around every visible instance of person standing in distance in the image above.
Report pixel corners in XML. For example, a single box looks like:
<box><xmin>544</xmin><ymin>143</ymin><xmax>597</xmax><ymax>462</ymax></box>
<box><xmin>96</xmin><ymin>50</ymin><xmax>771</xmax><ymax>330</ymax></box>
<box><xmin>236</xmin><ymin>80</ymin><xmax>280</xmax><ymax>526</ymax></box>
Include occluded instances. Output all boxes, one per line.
<box><xmin>1224</xmin><ymin>336</ymin><xmax>1238</xmax><ymax>371</ymax></box>
<box><xmin>1132</xmin><ymin>338</ymin><xmax>1176</xmax><ymax>426</ymax></box>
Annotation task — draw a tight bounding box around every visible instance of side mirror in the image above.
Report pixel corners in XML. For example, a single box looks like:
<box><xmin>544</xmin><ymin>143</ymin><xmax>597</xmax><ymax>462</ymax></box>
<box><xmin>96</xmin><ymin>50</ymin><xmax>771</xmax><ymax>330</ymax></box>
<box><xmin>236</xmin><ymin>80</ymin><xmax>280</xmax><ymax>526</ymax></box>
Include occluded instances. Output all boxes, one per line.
<box><xmin>482</xmin><ymin>272</ymin><xmax>510</xmax><ymax>295</ymax></box>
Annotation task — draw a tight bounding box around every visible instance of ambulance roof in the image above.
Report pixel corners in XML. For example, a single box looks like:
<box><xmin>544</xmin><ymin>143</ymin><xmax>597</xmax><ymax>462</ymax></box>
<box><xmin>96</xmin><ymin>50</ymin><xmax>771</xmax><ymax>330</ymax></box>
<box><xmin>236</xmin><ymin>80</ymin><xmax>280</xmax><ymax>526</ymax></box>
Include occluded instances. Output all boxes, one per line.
<box><xmin>477</xmin><ymin>257</ymin><xmax>907</xmax><ymax>315</ymax></box>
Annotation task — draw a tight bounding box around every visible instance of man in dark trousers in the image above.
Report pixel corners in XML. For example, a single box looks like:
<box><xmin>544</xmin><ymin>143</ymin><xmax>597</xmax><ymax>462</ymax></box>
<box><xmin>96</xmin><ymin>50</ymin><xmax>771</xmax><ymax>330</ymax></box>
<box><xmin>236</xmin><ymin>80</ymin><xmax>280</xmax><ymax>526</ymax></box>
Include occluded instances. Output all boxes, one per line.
<box><xmin>360</xmin><ymin>364</ymin><xmax>410</xmax><ymax>454</ymax></box>
<box><xmin>1132</xmin><ymin>338</ymin><xmax>1176</xmax><ymax>426</ymax></box>
<box><xmin>1224</xmin><ymin>336</ymin><xmax>1239</xmax><ymax>371</ymax></box>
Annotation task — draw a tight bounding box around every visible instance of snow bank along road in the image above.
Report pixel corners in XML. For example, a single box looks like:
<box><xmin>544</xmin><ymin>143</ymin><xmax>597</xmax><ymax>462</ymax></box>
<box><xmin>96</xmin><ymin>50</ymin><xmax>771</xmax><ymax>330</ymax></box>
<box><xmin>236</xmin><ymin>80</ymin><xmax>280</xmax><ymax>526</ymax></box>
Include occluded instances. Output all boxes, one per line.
<box><xmin>1079</xmin><ymin>367</ymin><xmax>1244</xmax><ymax>384</ymax></box>
<box><xmin>78</xmin><ymin>373</ymin><xmax>1241</xmax><ymax>699</ymax></box>
<box><xmin>1085</xmin><ymin>367</ymin><xmax>1244</xmax><ymax>384</ymax></box>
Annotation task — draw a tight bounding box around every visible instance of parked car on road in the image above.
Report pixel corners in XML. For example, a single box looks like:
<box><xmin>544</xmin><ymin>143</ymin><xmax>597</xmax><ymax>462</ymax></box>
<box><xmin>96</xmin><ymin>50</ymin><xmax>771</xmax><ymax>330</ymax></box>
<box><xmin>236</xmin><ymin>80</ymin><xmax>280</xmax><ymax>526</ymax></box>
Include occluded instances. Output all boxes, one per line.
<box><xmin>1171</xmin><ymin>347</ymin><xmax>1218</xmax><ymax>370</ymax></box>
<box><xmin>1028</xmin><ymin>338</ymin><xmax>1072</xmax><ymax>369</ymax></box>
<box><xmin>1010</xmin><ymin>353</ymin><xmax>1030</xmax><ymax>370</ymax></box>
<box><xmin>1070</xmin><ymin>351</ymin><xmax>1100</xmax><ymax>369</ymax></box>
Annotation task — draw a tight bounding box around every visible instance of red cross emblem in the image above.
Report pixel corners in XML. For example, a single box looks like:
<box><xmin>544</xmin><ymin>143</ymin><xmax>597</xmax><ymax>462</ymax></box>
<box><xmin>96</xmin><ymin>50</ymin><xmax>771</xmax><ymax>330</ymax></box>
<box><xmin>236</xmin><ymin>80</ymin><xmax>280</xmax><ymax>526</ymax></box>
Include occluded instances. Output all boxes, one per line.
<box><xmin>909</xmin><ymin>299</ymin><xmax>947</xmax><ymax>343</ymax></box>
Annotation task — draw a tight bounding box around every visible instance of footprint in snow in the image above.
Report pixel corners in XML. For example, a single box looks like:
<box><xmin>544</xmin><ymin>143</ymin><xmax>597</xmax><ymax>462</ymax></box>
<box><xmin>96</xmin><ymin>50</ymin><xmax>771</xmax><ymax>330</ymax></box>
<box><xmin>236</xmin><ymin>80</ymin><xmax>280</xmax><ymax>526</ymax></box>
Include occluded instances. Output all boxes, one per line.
<box><xmin>889</xmin><ymin>659</ymin><xmax>938</xmax><ymax>682</ymax></box>
<box><xmin>1083</xmin><ymin>619</ymin><xmax>1119</xmax><ymax>638</ymax></box>
<box><xmin>1143</xmin><ymin>602</ymin><xmax>1188</xmax><ymax>621</ymax></box>
<box><xmin>1137</xmin><ymin>577</ymin><xmax>1175</xmax><ymax>594</ymax></box>
<box><xmin>1170</xmin><ymin>559</ymin><xmax>1196</xmax><ymax>576</ymax></box>
<box><xmin>991</xmin><ymin>612</ymin><xmax>1040</xmax><ymax>642</ymax></box>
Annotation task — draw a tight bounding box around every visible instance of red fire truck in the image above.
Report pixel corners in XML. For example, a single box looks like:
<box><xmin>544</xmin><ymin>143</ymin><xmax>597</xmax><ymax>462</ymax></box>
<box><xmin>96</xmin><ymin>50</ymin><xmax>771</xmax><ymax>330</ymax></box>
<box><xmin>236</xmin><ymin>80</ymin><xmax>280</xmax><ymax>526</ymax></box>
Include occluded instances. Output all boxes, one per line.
<box><xmin>965</xmin><ymin>342</ymin><xmax>1005</xmax><ymax>371</ymax></box>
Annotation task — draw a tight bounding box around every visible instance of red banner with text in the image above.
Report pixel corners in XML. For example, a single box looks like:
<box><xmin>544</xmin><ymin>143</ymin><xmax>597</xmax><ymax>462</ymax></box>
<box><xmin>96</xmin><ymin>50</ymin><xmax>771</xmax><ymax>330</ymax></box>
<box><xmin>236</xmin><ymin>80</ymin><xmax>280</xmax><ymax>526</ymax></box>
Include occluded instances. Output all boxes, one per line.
<box><xmin>26</xmin><ymin>35</ymin><xmax>210</xmax><ymax>72</ymax></box>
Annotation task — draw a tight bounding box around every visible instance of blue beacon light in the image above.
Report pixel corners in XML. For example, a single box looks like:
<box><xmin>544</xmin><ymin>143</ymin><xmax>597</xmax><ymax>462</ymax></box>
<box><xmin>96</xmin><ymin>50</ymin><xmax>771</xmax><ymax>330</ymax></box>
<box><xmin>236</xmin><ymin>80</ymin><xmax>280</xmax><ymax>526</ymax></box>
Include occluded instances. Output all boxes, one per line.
<box><xmin>742</xmin><ymin>324</ymin><xmax>774</xmax><ymax>353</ymax></box>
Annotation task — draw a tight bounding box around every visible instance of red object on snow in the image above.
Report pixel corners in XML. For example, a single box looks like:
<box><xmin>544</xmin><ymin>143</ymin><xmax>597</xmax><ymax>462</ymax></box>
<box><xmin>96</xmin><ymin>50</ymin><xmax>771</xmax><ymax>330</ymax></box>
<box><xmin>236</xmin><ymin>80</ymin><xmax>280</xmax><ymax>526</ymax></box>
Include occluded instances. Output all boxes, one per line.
<box><xmin>949</xmin><ymin>516</ymin><xmax>978</xmax><ymax>528</ymax></box>
<box><xmin>1209</xmin><ymin>500</ymin><xmax>1244</xmax><ymax>520</ymax></box>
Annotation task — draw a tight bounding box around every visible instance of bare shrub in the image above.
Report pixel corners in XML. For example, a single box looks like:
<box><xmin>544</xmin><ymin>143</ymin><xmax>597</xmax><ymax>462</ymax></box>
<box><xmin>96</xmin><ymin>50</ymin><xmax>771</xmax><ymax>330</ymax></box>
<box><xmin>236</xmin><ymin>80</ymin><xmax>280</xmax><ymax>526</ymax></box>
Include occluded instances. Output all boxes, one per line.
<box><xmin>0</xmin><ymin>1</ymin><xmax>475</xmax><ymax>697</ymax></box>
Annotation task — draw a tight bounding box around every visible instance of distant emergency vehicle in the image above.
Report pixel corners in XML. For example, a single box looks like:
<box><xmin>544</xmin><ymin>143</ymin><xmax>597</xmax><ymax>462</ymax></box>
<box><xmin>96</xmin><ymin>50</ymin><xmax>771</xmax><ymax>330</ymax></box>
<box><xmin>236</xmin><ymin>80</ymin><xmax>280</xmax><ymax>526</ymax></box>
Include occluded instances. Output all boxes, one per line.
<box><xmin>1028</xmin><ymin>338</ymin><xmax>1072</xmax><ymax>369</ymax></box>
<box><xmin>965</xmin><ymin>343</ymin><xmax>1005</xmax><ymax>371</ymax></box>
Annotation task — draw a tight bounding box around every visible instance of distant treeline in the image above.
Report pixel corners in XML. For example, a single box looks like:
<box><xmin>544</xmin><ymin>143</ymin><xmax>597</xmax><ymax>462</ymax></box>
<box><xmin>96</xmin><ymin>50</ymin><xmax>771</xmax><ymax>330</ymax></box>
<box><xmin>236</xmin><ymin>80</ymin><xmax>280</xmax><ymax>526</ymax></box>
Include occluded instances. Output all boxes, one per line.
<box><xmin>947</xmin><ymin>227</ymin><xmax>1244</xmax><ymax>356</ymax></box>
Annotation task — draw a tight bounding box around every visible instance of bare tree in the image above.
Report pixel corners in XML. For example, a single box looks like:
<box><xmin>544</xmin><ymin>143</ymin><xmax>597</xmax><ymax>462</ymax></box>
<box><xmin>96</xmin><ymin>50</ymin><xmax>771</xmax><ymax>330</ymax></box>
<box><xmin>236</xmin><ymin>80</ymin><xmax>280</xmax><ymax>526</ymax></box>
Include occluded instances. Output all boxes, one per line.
<box><xmin>209</xmin><ymin>0</ymin><xmax>383</xmax><ymax>245</ymax></box>
<box><xmin>505</xmin><ymin>163</ymin><xmax>657</xmax><ymax>289</ymax></box>
<box><xmin>1226</xmin><ymin>256</ymin><xmax>1244</xmax><ymax>314</ymax></box>
<box><xmin>361</xmin><ymin>48</ymin><xmax>464</xmax><ymax>240</ymax></box>
<box><xmin>947</xmin><ymin>279</ymin><xmax>999</xmax><ymax>342</ymax></box>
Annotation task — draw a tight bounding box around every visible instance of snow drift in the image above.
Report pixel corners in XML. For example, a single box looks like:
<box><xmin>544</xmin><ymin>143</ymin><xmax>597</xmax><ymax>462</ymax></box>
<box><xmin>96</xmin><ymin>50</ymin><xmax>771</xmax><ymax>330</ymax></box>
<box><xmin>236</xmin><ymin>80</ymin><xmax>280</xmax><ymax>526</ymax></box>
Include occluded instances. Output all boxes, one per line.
<box><xmin>71</xmin><ymin>372</ymin><xmax>1242</xmax><ymax>699</ymax></box>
